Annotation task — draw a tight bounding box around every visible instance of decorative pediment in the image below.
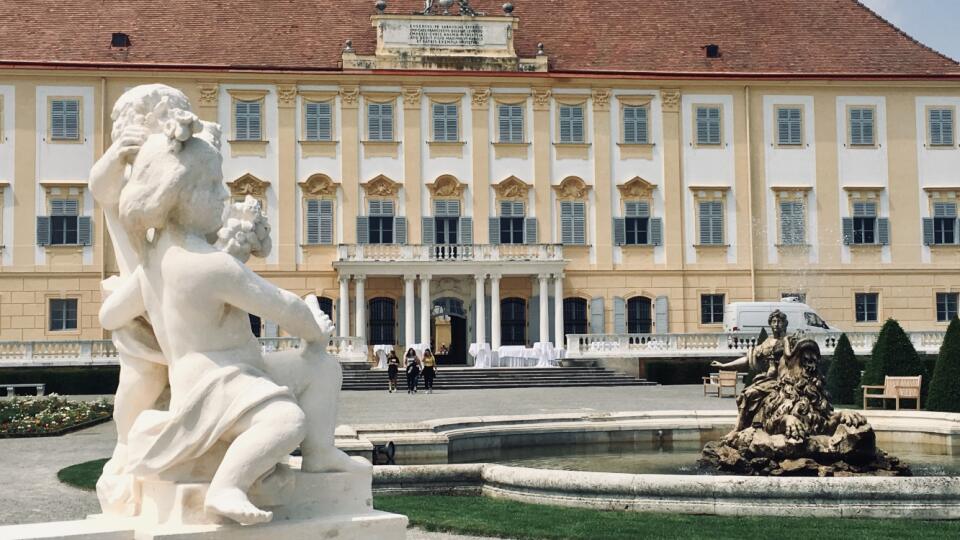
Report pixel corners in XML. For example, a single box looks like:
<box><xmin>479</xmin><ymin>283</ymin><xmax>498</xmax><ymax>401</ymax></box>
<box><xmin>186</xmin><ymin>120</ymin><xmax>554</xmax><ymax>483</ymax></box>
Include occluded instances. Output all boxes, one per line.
<box><xmin>361</xmin><ymin>174</ymin><xmax>402</xmax><ymax>198</ymax></box>
<box><xmin>553</xmin><ymin>176</ymin><xmax>591</xmax><ymax>201</ymax></box>
<box><xmin>617</xmin><ymin>176</ymin><xmax>657</xmax><ymax>199</ymax></box>
<box><xmin>427</xmin><ymin>175</ymin><xmax>466</xmax><ymax>199</ymax></box>
<box><xmin>299</xmin><ymin>173</ymin><xmax>340</xmax><ymax>197</ymax></box>
<box><xmin>227</xmin><ymin>173</ymin><xmax>270</xmax><ymax>198</ymax></box>
<box><xmin>492</xmin><ymin>176</ymin><xmax>532</xmax><ymax>200</ymax></box>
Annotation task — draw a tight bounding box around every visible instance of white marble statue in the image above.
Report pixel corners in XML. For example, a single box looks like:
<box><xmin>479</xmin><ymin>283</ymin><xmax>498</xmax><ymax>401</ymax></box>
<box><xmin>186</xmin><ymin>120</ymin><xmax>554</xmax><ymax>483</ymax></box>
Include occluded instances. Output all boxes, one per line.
<box><xmin>90</xmin><ymin>85</ymin><xmax>367</xmax><ymax>527</ymax></box>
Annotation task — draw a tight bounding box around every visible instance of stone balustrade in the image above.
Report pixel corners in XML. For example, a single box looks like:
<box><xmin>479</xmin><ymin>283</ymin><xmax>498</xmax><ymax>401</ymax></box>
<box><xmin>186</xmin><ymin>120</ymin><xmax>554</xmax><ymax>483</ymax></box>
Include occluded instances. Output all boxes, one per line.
<box><xmin>564</xmin><ymin>330</ymin><xmax>948</xmax><ymax>359</ymax></box>
<box><xmin>0</xmin><ymin>336</ymin><xmax>368</xmax><ymax>367</ymax></box>
<box><xmin>336</xmin><ymin>243</ymin><xmax>564</xmax><ymax>263</ymax></box>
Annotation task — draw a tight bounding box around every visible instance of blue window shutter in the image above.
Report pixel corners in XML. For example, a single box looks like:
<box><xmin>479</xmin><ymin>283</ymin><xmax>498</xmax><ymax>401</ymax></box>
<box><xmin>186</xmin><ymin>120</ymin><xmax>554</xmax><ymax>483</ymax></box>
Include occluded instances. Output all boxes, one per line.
<box><xmin>397</xmin><ymin>297</ymin><xmax>405</xmax><ymax>347</ymax></box>
<box><xmin>50</xmin><ymin>99</ymin><xmax>65</xmax><ymax>139</ymax></box>
<box><xmin>654</xmin><ymin>296</ymin><xmax>669</xmax><ymax>334</ymax></box>
<box><xmin>52</xmin><ymin>199</ymin><xmax>79</xmax><ymax>216</ymax></box>
<box><xmin>394</xmin><ymin>217</ymin><xmax>407</xmax><ymax>245</ymax></box>
<box><xmin>862</xmin><ymin>108</ymin><xmax>874</xmax><ymax>145</ymax></box>
<box><xmin>446</xmin><ymin>104</ymin><xmax>458</xmax><ymax>141</ymax></box>
<box><xmin>573</xmin><ymin>202</ymin><xmax>586</xmax><ymax>245</ymax></box>
<box><xmin>613</xmin><ymin>297</ymin><xmax>626</xmax><ymax>334</ymax></box>
<box><xmin>559</xmin><ymin>106</ymin><xmax>571</xmax><ymax>142</ymax></box>
<box><xmin>433</xmin><ymin>104</ymin><xmax>445</xmax><ymax>141</ymax></box>
<box><xmin>422</xmin><ymin>217</ymin><xmax>435</xmax><ymax>245</ymax></box>
<box><xmin>512</xmin><ymin>106</ymin><xmax>523</xmax><ymax>142</ymax></box>
<box><xmin>368</xmin><ymin>104</ymin><xmax>380</xmax><ymax>141</ymax></box>
<box><xmin>613</xmin><ymin>217</ymin><xmax>626</xmax><ymax>246</ymax></box>
<box><xmin>877</xmin><ymin>217</ymin><xmax>890</xmax><ymax>245</ymax></box>
<box><xmin>650</xmin><ymin>217</ymin><xmax>663</xmax><ymax>246</ymax></box>
<box><xmin>489</xmin><ymin>217</ymin><xmax>501</xmax><ymax>245</ymax></box>
<box><xmin>572</xmin><ymin>106</ymin><xmax>584</xmax><ymax>142</ymax></box>
<box><xmin>36</xmin><ymin>216</ymin><xmax>51</xmax><ymax>246</ymax></box>
<box><xmin>560</xmin><ymin>201</ymin><xmax>573</xmax><ymax>244</ymax></box>
<box><xmin>529</xmin><ymin>295</ymin><xmax>539</xmax><ymax>344</ymax></box>
<box><xmin>319</xmin><ymin>200</ymin><xmax>334</xmax><ymax>244</ymax></box>
<box><xmin>696</xmin><ymin>107</ymin><xmax>709</xmax><ymax>144</ymax></box>
<box><xmin>459</xmin><ymin>217</ymin><xmax>473</xmax><ymax>245</ymax></box>
<box><xmin>381</xmin><ymin>103</ymin><xmax>393</xmax><ymax>140</ymax></box>
<box><xmin>841</xmin><ymin>217</ymin><xmax>854</xmax><ymax>245</ymax></box>
<box><xmin>304</xmin><ymin>103</ymin><xmax>319</xmax><ymax>140</ymax></box>
<box><xmin>524</xmin><ymin>218</ymin><xmax>538</xmax><ymax>244</ymax></box>
<box><xmin>356</xmin><ymin>216</ymin><xmax>369</xmax><ymax>245</ymax></box>
<box><xmin>306</xmin><ymin>199</ymin><xmax>320</xmax><ymax>244</ymax></box>
<box><xmin>76</xmin><ymin>216</ymin><xmax>92</xmax><ymax>246</ymax></box>
<box><xmin>589</xmin><ymin>297</ymin><xmax>605</xmax><ymax>334</ymax></box>
<box><xmin>923</xmin><ymin>217</ymin><xmax>935</xmax><ymax>246</ymax></box>
<box><xmin>624</xmin><ymin>107</ymin><xmax>636</xmax><ymax>143</ymax></box>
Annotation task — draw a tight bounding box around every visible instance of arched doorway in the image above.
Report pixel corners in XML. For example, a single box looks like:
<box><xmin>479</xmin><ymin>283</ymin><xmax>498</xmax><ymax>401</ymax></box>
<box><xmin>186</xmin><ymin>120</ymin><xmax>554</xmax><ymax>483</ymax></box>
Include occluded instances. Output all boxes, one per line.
<box><xmin>501</xmin><ymin>298</ymin><xmax>527</xmax><ymax>346</ymax></box>
<box><xmin>563</xmin><ymin>297</ymin><xmax>588</xmax><ymax>344</ymax></box>
<box><xmin>627</xmin><ymin>296</ymin><xmax>652</xmax><ymax>334</ymax></box>
<box><xmin>369</xmin><ymin>297</ymin><xmax>397</xmax><ymax>345</ymax></box>
<box><xmin>432</xmin><ymin>297</ymin><xmax>466</xmax><ymax>365</ymax></box>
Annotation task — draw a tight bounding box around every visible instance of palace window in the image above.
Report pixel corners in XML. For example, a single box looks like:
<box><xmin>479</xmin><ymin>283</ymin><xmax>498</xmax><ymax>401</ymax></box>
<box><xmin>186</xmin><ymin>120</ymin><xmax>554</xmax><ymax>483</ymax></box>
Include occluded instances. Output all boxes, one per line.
<box><xmin>698</xmin><ymin>200</ymin><xmax>724</xmax><ymax>245</ymax></box>
<box><xmin>49</xmin><ymin>98</ymin><xmax>81</xmax><ymax>141</ymax></box>
<box><xmin>558</xmin><ymin>104</ymin><xmax>584</xmax><ymax>143</ymax></box>
<box><xmin>496</xmin><ymin>201</ymin><xmax>525</xmax><ymax>244</ymax></box>
<box><xmin>928</xmin><ymin>107</ymin><xmax>955</xmax><ymax>147</ymax></box>
<box><xmin>37</xmin><ymin>198</ymin><xmax>92</xmax><ymax>247</ymax></box>
<box><xmin>627</xmin><ymin>296</ymin><xmax>652</xmax><ymax>333</ymax></box>
<box><xmin>432</xmin><ymin>102</ymin><xmax>459</xmax><ymax>142</ymax></box>
<box><xmin>305</xmin><ymin>199</ymin><xmax>334</xmax><ymax>245</ymax></box>
<box><xmin>429</xmin><ymin>200</ymin><xmax>466</xmax><ymax>245</ymax></box>
<box><xmin>700</xmin><ymin>294</ymin><xmax>724</xmax><ymax>325</ymax></box>
<box><xmin>367</xmin><ymin>102</ymin><xmax>394</xmax><ymax>141</ymax></box>
<box><xmin>498</xmin><ymin>104</ymin><xmax>524</xmax><ymax>143</ymax></box>
<box><xmin>563</xmin><ymin>298</ymin><xmax>589</xmax><ymax>337</ymax></box>
<box><xmin>843</xmin><ymin>200</ymin><xmax>889</xmax><ymax>245</ymax></box>
<box><xmin>855</xmin><ymin>292</ymin><xmax>878</xmax><ymax>322</ymax></box>
<box><xmin>560</xmin><ymin>201</ymin><xmax>586</xmax><ymax>245</ymax></box>
<box><xmin>848</xmin><ymin>107</ymin><xmax>876</xmax><ymax>146</ymax></box>
<box><xmin>369</xmin><ymin>298</ymin><xmax>396</xmax><ymax>345</ymax></box>
<box><xmin>234</xmin><ymin>99</ymin><xmax>263</xmax><ymax>141</ymax></box>
<box><xmin>367</xmin><ymin>200</ymin><xmax>395</xmax><ymax>244</ymax></box>
<box><xmin>775</xmin><ymin>106</ymin><xmax>803</xmax><ymax>146</ymax></box>
<box><xmin>303</xmin><ymin>101</ymin><xmax>333</xmax><ymax>141</ymax></box>
<box><xmin>49</xmin><ymin>298</ymin><xmax>78</xmax><ymax>331</ymax></box>
<box><xmin>614</xmin><ymin>201</ymin><xmax>663</xmax><ymax>246</ymax></box>
<box><xmin>695</xmin><ymin>105</ymin><xmax>722</xmax><ymax>146</ymax></box>
<box><xmin>936</xmin><ymin>292</ymin><xmax>959</xmax><ymax>322</ymax></box>
<box><xmin>622</xmin><ymin>106</ymin><xmax>649</xmax><ymax>144</ymax></box>
<box><xmin>501</xmin><ymin>298</ymin><xmax>527</xmax><ymax>346</ymax></box>
<box><xmin>924</xmin><ymin>201</ymin><xmax>958</xmax><ymax>246</ymax></box>
<box><xmin>779</xmin><ymin>200</ymin><xmax>806</xmax><ymax>245</ymax></box>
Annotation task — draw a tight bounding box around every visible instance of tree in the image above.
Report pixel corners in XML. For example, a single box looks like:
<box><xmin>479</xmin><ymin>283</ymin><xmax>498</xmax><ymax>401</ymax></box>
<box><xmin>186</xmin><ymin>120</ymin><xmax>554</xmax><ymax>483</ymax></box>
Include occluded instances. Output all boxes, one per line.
<box><xmin>861</xmin><ymin>318</ymin><xmax>925</xmax><ymax>406</ymax></box>
<box><xmin>927</xmin><ymin>318</ymin><xmax>960</xmax><ymax>412</ymax></box>
<box><xmin>826</xmin><ymin>333</ymin><xmax>860</xmax><ymax>405</ymax></box>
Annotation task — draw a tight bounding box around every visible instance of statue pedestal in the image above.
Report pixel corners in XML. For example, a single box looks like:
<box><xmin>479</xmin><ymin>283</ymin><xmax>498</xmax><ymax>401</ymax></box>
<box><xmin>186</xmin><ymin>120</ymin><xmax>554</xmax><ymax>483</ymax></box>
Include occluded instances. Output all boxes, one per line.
<box><xmin>0</xmin><ymin>466</ymin><xmax>407</xmax><ymax>539</ymax></box>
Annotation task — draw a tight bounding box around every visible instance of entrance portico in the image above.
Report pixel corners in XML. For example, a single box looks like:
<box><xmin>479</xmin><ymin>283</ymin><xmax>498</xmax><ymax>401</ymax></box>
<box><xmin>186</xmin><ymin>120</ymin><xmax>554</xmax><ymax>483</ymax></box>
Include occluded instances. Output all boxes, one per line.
<box><xmin>334</xmin><ymin>244</ymin><xmax>567</xmax><ymax>363</ymax></box>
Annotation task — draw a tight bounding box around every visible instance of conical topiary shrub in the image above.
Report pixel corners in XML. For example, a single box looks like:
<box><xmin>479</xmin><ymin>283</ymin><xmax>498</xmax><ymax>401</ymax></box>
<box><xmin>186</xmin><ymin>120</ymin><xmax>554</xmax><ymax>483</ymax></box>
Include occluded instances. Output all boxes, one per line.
<box><xmin>826</xmin><ymin>333</ymin><xmax>860</xmax><ymax>405</ymax></box>
<box><xmin>861</xmin><ymin>318</ymin><xmax>925</xmax><ymax>407</ymax></box>
<box><xmin>927</xmin><ymin>318</ymin><xmax>960</xmax><ymax>412</ymax></box>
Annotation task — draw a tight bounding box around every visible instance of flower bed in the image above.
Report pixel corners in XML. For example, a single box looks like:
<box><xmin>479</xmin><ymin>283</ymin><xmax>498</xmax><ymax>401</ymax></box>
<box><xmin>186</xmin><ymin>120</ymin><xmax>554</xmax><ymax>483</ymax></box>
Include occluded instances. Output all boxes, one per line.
<box><xmin>0</xmin><ymin>395</ymin><xmax>113</xmax><ymax>437</ymax></box>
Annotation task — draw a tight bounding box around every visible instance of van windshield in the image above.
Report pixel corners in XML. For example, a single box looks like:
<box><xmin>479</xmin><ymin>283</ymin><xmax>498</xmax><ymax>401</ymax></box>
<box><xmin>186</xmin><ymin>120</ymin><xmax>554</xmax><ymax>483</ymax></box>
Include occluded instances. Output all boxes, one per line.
<box><xmin>804</xmin><ymin>312</ymin><xmax>829</xmax><ymax>329</ymax></box>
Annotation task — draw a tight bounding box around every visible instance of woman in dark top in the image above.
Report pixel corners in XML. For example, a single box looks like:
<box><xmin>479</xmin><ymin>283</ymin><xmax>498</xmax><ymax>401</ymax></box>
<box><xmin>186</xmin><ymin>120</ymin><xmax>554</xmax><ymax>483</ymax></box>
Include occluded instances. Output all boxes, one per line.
<box><xmin>404</xmin><ymin>348</ymin><xmax>421</xmax><ymax>394</ymax></box>
<box><xmin>386</xmin><ymin>350</ymin><xmax>400</xmax><ymax>393</ymax></box>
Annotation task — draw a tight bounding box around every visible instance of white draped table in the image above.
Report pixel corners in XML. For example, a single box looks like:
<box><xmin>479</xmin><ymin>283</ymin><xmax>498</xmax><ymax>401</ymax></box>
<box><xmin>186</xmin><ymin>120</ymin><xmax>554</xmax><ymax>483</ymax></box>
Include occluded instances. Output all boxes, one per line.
<box><xmin>468</xmin><ymin>343</ymin><xmax>494</xmax><ymax>369</ymax></box>
<box><xmin>372</xmin><ymin>344</ymin><xmax>394</xmax><ymax>369</ymax></box>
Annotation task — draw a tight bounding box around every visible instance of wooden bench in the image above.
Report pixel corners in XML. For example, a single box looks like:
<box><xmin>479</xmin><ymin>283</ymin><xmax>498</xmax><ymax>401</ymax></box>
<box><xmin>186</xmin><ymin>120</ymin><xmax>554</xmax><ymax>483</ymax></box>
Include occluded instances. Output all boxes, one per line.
<box><xmin>703</xmin><ymin>371</ymin><xmax>739</xmax><ymax>398</ymax></box>
<box><xmin>1</xmin><ymin>383</ymin><xmax>46</xmax><ymax>398</ymax></box>
<box><xmin>862</xmin><ymin>376</ymin><xmax>921</xmax><ymax>410</ymax></box>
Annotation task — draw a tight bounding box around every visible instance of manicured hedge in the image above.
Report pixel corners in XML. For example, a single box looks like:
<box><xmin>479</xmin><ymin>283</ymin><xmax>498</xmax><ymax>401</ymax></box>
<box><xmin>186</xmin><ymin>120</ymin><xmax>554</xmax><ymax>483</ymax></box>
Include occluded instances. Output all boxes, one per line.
<box><xmin>927</xmin><ymin>318</ymin><xmax>960</xmax><ymax>412</ymax></box>
<box><xmin>826</xmin><ymin>334</ymin><xmax>861</xmax><ymax>405</ymax></box>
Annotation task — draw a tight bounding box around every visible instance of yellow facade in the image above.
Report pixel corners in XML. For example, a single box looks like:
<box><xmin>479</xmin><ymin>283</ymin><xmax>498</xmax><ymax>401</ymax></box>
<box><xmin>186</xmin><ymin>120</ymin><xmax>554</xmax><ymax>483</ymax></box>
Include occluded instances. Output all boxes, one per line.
<box><xmin>0</xmin><ymin>67</ymin><xmax>959</xmax><ymax>344</ymax></box>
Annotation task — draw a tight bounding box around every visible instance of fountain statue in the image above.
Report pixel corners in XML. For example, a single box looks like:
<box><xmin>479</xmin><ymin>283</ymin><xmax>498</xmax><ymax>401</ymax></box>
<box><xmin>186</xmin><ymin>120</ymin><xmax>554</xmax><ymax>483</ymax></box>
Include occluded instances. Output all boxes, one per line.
<box><xmin>58</xmin><ymin>84</ymin><xmax>406</xmax><ymax>538</ymax></box>
<box><xmin>699</xmin><ymin>310</ymin><xmax>909</xmax><ymax>476</ymax></box>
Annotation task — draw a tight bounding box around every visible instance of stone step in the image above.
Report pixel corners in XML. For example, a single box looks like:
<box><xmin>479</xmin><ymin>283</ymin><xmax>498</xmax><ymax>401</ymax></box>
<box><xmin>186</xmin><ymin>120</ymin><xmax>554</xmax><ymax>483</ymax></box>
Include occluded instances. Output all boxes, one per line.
<box><xmin>340</xmin><ymin>366</ymin><xmax>655</xmax><ymax>390</ymax></box>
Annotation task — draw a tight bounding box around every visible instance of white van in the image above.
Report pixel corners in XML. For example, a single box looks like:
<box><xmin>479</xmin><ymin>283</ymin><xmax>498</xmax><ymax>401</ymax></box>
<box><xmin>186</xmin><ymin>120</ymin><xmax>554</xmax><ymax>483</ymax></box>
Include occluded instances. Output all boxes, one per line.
<box><xmin>723</xmin><ymin>298</ymin><xmax>833</xmax><ymax>334</ymax></box>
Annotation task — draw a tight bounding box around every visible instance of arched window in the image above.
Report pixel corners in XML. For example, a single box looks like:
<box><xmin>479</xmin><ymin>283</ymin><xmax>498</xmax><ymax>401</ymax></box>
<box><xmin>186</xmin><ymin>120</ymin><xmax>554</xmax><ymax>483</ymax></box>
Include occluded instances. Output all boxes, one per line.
<box><xmin>627</xmin><ymin>297</ymin><xmax>652</xmax><ymax>334</ymax></box>
<box><xmin>563</xmin><ymin>298</ymin><xmax>588</xmax><ymax>337</ymax></box>
<box><xmin>501</xmin><ymin>298</ymin><xmax>527</xmax><ymax>346</ymax></box>
<box><xmin>369</xmin><ymin>298</ymin><xmax>396</xmax><ymax>345</ymax></box>
<box><xmin>318</xmin><ymin>296</ymin><xmax>334</xmax><ymax>319</ymax></box>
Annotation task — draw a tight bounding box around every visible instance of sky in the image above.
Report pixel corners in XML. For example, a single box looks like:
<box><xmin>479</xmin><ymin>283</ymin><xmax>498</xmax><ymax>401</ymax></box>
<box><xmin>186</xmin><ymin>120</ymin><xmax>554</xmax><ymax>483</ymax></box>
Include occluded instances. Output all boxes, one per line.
<box><xmin>860</xmin><ymin>0</ymin><xmax>960</xmax><ymax>62</ymax></box>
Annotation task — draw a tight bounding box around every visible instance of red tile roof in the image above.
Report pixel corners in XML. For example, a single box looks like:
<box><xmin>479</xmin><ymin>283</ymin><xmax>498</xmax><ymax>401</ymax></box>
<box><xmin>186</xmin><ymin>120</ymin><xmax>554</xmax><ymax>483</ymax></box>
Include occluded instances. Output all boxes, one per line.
<box><xmin>1</xmin><ymin>0</ymin><xmax>958</xmax><ymax>77</ymax></box>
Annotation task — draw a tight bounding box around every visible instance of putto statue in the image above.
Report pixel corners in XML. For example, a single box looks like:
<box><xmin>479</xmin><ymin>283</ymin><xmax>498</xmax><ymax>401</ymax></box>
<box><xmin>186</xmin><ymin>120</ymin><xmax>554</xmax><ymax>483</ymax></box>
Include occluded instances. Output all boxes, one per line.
<box><xmin>88</xmin><ymin>85</ymin><xmax>401</xmax><ymax>535</ymax></box>
<box><xmin>700</xmin><ymin>310</ymin><xmax>909</xmax><ymax>476</ymax></box>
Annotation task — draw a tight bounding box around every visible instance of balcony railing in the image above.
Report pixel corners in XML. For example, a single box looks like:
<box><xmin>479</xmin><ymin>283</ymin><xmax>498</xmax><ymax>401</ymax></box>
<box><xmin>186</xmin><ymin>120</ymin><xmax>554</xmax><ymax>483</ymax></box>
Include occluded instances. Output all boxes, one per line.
<box><xmin>337</xmin><ymin>243</ymin><xmax>564</xmax><ymax>263</ymax></box>
<box><xmin>564</xmin><ymin>331</ymin><xmax>947</xmax><ymax>359</ymax></box>
<box><xmin>0</xmin><ymin>336</ymin><xmax>368</xmax><ymax>367</ymax></box>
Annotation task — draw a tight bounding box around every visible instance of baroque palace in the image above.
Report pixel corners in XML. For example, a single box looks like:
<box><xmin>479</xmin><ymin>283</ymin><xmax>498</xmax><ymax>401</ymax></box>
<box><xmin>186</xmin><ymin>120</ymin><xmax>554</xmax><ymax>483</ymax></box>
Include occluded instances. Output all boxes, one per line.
<box><xmin>0</xmin><ymin>0</ymin><xmax>959</xmax><ymax>363</ymax></box>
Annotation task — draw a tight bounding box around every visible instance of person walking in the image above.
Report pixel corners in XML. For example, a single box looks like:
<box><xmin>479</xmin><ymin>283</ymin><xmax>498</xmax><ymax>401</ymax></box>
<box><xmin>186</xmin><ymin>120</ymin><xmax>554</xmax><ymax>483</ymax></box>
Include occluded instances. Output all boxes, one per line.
<box><xmin>422</xmin><ymin>348</ymin><xmax>437</xmax><ymax>393</ymax></box>
<box><xmin>386</xmin><ymin>350</ymin><xmax>400</xmax><ymax>393</ymax></box>
<box><xmin>404</xmin><ymin>347</ymin><xmax>421</xmax><ymax>394</ymax></box>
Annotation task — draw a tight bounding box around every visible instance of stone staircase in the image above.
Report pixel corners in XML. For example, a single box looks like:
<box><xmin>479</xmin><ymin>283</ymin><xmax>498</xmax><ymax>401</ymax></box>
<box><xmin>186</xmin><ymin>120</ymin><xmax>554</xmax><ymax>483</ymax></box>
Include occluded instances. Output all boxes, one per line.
<box><xmin>341</xmin><ymin>366</ymin><xmax>656</xmax><ymax>391</ymax></box>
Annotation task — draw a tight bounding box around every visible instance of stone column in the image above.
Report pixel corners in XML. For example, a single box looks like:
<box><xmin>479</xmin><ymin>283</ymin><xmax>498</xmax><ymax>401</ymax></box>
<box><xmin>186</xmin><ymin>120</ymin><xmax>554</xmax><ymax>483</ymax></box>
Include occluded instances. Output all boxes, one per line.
<box><xmin>420</xmin><ymin>274</ymin><xmax>431</xmax><ymax>346</ymax></box>
<box><xmin>554</xmin><ymin>273</ymin><xmax>564</xmax><ymax>349</ymax></box>
<box><xmin>475</xmin><ymin>274</ymin><xmax>486</xmax><ymax>345</ymax></box>
<box><xmin>538</xmin><ymin>274</ymin><xmax>549</xmax><ymax>344</ymax></box>
<box><xmin>490</xmin><ymin>274</ymin><xmax>501</xmax><ymax>350</ymax></box>
<box><xmin>338</xmin><ymin>275</ymin><xmax>350</xmax><ymax>337</ymax></box>
<box><xmin>404</xmin><ymin>275</ymin><xmax>416</xmax><ymax>347</ymax></box>
<box><xmin>354</xmin><ymin>276</ymin><xmax>366</xmax><ymax>341</ymax></box>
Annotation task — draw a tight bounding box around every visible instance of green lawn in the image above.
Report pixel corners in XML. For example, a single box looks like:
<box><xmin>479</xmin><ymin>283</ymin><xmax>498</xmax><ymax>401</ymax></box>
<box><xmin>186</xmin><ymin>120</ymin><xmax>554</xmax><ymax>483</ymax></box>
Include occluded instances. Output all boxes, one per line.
<box><xmin>57</xmin><ymin>458</ymin><xmax>107</xmax><ymax>491</ymax></box>
<box><xmin>373</xmin><ymin>494</ymin><xmax>960</xmax><ymax>540</ymax></box>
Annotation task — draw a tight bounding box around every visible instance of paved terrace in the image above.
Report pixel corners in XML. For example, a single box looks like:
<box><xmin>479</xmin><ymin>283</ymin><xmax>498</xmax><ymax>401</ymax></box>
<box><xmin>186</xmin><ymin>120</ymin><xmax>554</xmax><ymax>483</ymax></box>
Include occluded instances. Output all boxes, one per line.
<box><xmin>0</xmin><ymin>385</ymin><xmax>735</xmax><ymax>526</ymax></box>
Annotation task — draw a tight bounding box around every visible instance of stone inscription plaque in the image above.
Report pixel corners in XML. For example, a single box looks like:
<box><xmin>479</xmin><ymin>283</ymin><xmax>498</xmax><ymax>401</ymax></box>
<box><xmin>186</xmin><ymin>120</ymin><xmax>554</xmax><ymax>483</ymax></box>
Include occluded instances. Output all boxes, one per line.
<box><xmin>408</xmin><ymin>22</ymin><xmax>484</xmax><ymax>47</ymax></box>
<box><xmin>379</xmin><ymin>17</ymin><xmax>512</xmax><ymax>53</ymax></box>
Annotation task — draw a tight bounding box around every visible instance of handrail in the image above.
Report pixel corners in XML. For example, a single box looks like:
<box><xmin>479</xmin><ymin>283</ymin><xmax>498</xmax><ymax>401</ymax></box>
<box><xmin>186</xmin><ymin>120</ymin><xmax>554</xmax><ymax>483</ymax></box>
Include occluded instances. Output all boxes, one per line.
<box><xmin>337</xmin><ymin>243</ymin><xmax>564</xmax><ymax>262</ymax></box>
